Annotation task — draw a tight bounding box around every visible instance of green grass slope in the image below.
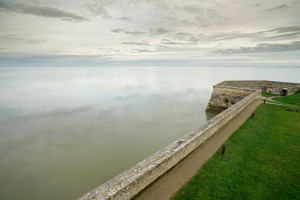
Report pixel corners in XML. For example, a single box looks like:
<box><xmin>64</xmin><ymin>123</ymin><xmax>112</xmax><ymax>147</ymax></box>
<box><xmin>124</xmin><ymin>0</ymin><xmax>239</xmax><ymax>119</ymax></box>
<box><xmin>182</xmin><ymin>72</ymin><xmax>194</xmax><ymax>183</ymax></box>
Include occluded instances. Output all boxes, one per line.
<box><xmin>173</xmin><ymin>103</ymin><xmax>300</xmax><ymax>200</ymax></box>
<box><xmin>261</xmin><ymin>92</ymin><xmax>278</xmax><ymax>97</ymax></box>
<box><xmin>274</xmin><ymin>90</ymin><xmax>300</xmax><ymax>106</ymax></box>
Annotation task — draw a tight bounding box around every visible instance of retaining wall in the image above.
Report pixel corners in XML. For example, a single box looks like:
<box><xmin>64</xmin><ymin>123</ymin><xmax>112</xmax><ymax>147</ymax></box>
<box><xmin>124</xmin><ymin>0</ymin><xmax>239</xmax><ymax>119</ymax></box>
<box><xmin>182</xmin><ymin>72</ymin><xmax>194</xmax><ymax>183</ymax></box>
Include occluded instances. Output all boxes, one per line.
<box><xmin>206</xmin><ymin>86</ymin><xmax>255</xmax><ymax>113</ymax></box>
<box><xmin>79</xmin><ymin>89</ymin><xmax>261</xmax><ymax>200</ymax></box>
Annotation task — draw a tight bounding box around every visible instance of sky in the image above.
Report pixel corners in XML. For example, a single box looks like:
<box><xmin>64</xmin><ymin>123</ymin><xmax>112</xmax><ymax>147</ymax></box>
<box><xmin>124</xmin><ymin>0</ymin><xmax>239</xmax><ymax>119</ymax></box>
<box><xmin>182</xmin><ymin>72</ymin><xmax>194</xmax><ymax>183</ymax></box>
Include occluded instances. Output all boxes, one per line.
<box><xmin>0</xmin><ymin>0</ymin><xmax>300</xmax><ymax>67</ymax></box>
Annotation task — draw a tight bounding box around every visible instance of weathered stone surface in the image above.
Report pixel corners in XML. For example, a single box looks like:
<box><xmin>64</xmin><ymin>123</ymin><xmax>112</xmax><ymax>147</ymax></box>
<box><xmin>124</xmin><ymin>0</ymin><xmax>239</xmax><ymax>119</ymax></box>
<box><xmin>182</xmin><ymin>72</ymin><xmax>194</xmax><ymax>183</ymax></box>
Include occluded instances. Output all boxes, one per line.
<box><xmin>206</xmin><ymin>80</ymin><xmax>300</xmax><ymax>113</ymax></box>
<box><xmin>217</xmin><ymin>80</ymin><xmax>300</xmax><ymax>96</ymax></box>
<box><xmin>79</xmin><ymin>85</ymin><xmax>262</xmax><ymax>200</ymax></box>
<box><xmin>206</xmin><ymin>86</ymin><xmax>255</xmax><ymax>113</ymax></box>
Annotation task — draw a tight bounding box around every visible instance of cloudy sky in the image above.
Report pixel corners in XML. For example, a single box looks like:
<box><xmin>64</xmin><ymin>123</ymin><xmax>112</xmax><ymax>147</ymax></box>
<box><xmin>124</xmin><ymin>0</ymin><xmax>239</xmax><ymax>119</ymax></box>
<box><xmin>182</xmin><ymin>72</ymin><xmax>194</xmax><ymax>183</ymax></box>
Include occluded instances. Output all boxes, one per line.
<box><xmin>0</xmin><ymin>0</ymin><xmax>300</xmax><ymax>67</ymax></box>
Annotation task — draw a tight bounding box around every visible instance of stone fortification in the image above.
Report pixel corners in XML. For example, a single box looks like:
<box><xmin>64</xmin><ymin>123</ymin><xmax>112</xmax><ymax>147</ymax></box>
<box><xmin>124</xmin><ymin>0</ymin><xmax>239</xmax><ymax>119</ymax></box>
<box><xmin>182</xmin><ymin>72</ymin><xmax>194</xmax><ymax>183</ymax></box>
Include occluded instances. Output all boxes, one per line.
<box><xmin>206</xmin><ymin>80</ymin><xmax>300</xmax><ymax>113</ymax></box>
<box><xmin>217</xmin><ymin>80</ymin><xmax>300</xmax><ymax>95</ymax></box>
<box><xmin>79</xmin><ymin>87</ymin><xmax>261</xmax><ymax>200</ymax></box>
<box><xmin>206</xmin><ymin>86</ymin><xmax>255</xmax><ymax>113</ymax></box>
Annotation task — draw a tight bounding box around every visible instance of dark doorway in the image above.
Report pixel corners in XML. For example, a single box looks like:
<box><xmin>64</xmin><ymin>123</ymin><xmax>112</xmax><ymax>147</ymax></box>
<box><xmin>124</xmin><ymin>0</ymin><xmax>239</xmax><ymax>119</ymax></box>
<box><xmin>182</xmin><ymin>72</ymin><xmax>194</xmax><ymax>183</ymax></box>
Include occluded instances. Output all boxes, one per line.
<box><xmin>280</xmin><ymin>89</ymin><xmax>288</xmax><ymax>96</ymax></box>
<box><xmin>224</xmin><ymin>99</ymin><xmax>229</xmax><ymax>105</ymax></box>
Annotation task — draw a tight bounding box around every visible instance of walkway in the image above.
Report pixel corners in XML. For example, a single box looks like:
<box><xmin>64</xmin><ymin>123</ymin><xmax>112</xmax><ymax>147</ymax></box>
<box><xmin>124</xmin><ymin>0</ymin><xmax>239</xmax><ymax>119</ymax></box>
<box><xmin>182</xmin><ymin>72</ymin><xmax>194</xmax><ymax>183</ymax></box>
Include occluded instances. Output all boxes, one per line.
<box><xmin>264</xmin><ymin>96</ymin><xmax>298</xmax><ymax>107</ymax></box>
<box><xmin>135</xmin><ymin>99</ymin><xmax>262</xmax><ymax>200</ymax></box>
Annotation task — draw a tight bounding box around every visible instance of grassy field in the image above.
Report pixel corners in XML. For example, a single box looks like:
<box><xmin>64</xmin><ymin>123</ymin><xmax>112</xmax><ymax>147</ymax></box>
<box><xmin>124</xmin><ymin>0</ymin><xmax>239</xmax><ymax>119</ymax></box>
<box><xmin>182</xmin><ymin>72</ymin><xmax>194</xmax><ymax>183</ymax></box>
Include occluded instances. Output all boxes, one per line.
<box><xmin>261</xmin><ymin>92</ymin><xmax>278</xmax><ymax>97</ymax></box>
<box><xmin>273</xmin><ymin>90</ymin><xmax>300</xmax><ymax>106</ymax></box>
<box><xmin>173</xmin><ymin>100</ymin><xmax>300</xmax><ymax>199</ymax></box>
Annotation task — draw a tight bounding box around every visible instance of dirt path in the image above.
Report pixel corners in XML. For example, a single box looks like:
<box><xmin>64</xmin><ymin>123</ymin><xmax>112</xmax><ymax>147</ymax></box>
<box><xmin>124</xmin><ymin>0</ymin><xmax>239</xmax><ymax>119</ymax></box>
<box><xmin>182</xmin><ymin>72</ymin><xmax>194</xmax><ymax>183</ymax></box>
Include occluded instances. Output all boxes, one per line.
<box><xmin>135</xmin><ymin>99</ymin><xmax>262</xmax><ymax>200</ymax></box>
<box><xmin>265</xmin><ymin>102</ymin><xmax>284</xmax><ymax>106</ymax></box>
<box><xmin>263</xmin><ymin>96</ymin><xmax>290</xmax><ymax>106</ymax></box>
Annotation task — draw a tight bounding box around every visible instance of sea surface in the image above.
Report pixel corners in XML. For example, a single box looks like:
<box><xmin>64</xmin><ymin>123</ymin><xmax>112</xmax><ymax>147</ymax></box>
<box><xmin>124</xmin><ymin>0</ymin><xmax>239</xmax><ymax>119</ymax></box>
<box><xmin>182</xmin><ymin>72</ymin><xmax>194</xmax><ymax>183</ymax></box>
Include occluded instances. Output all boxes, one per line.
<box><xmin>0</xmin><ymin>66</ymin><xmax>299</xmax><ymax>199</ymax></box>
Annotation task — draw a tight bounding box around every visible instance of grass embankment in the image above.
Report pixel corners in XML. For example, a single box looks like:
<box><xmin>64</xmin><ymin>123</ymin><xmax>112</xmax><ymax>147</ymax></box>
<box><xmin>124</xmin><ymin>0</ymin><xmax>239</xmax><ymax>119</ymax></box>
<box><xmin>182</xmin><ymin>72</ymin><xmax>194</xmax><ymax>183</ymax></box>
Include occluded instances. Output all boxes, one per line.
<box><xmin>261</xmin><ymin>92</ymin><xmax>278</xmax><ymax>97</ymax></box>
<box><xmin>173</xmin><ymin>97</ymin><xmax>300</xmax><ymax>199</ymax></box>
<box><xmin>273</xmin><ymin>90</ymin><xmax>300</xmax><ymax>106</ymax></box>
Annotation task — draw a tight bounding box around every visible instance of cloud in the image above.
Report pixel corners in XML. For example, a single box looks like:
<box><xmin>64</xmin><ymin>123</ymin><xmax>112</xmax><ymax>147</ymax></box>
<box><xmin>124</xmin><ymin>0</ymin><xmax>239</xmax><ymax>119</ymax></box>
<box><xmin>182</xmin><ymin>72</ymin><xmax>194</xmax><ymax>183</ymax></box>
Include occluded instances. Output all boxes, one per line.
<box><xmin>150</xmin><ymin>28</ymin><xmax>171</xmax><ymax>35</ymax></box>
<box><xmin>122</xmin><ymin>41</ymin><xmax>149</xmax><ymax>46</ymax></box>
<box><xmin>266</xmin><ymin>4</ymin><xmax>288</xmax><ymax>12</ymax></box>
<box><xmin>110</xmin><ymin>29</ymin><xmax>123</xmax><ymax>33</ymax></box>
<box><xmin>160</xmin><ymin>16</ymin><xmax>195</xmax><ymax>28</ymax></box>
<box><xmin>0</xmin><ymin>0</ymin><xmax>87</xmax><ymax>22</ymax></box>
<box><xmin>117</xmin><ymin>17</ymin><xmax>131</xmax><ymax>21</ymax></box>
<box><xmin>195</xmin><ymin>25</ymin><xmax>300</xmax><ymax>43</ymax></box>
<box><xmin>0</xmin><ymin>34</ymin><xmax>47</xmax><ymax>44</ymax></box>
<box><xmin>173</xmin><ymin>32</ymin><xmax>203</xmax><ymax>43</ymax></box>
<box><xmin>111</xmin><ymin>29</ymin><xmax>144</xmax><ymax>35</ymax></box>
<box><xmin>115</xmin><ymin>94</ymin><xmax>142</xmax><ymax>103</ymax></box>
<box><xmin>178</xmin><ymin>4</ymin><xmax>230</xmax><ymax>27</ymax></box>
<box><xmin>160</xmin><ymin>39</ymin><xmax>193</xmax><ymax>46</ymax></box>
<box><xmin>134</xmin><ymin>48</ymin><xmax>156</xmax><ymax>53</ymax></box>
<box><xmin>0</xmin><ymin>0</ymin><xmax>299</xmax><ymax>66</ymax></box>
<box><xmin>0</xmin><ymin>34</ymin><xmax>23</xmax><ymax>40</ymax></box>
<box><xmin>270</xmin><ymin>32</ymin><xmax>300</xmax><ymax>39</ymax></box>
<box><xmin>260</xmin><ymin>25</ymin><xmax>300</xmax><ymax>39</ymax></box>
<box><xmin>214</xmin><ymin>41</ymin><xmax>300</xmax><ymax>54</ymax></box>
<box><xmin>86</xmin><ymin>3</ymin><xmax>111</xmax><ymax>19</ymax></box>
<box><xmin>266</xmin><ymin>25</ymin><xmax>300</xmax><ymax>33</ymax></box>
<box><xmin>181</xmin><ymin>5</ymin><xmax>201</xmax><ymax>13</ymax></box>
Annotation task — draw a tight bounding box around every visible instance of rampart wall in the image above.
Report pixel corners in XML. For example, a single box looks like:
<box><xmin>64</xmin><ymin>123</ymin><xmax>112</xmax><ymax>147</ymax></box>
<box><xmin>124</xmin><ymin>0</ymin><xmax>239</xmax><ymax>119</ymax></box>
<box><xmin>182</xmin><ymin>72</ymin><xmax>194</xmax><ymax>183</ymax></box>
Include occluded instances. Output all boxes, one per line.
<box><xmin>217</xmin><ymin>80</ymin><xmax>300</xmax><ymax>95</ymax></box>
<box><xmin>206</xmin><ymin>80</ymin><xmax>300</xmax><ymax>113</ymax></box>
<box><xmin>206</xmin><ymin>86</ymin><xmax>255</xmax><ymax>113</ymax></box>
<box><xmin>79</xmin><ymin>88</ymin><xmax>262</xmax><ymax>200</ymax></box>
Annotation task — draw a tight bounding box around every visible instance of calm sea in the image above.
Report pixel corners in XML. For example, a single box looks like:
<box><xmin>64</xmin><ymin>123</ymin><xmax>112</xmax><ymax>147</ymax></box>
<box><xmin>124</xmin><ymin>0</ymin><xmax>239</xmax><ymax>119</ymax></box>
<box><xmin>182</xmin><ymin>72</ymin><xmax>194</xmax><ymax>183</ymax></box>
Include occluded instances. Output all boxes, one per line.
<box><xmin>0</xmin><ymin>66</ymin><xmax>299</xmax><ymax>199</ymax></box>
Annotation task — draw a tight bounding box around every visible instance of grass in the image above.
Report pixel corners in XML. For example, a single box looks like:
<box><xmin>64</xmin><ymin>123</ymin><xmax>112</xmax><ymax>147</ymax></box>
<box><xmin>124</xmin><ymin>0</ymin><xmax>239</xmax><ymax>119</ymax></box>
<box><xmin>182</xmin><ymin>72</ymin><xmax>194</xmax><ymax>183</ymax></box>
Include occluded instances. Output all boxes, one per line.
<box><xmin>261</xmin><ymin>92</ymin><xmax>278</xmax><ymax>97</ymax></box>
<box><xmin>266</xmin><ymin>100</ymin><xmax>300</xmax><ymax>108</ymax></box>
<box><xmin>173</xmin><ymin>101</ymin><xmax>300</xmax><ymax>199</ymax></box>
<box><xmin>273</xmin><ymin>90</ymin><xmax>300</xmax><ymax>106</ymax></box>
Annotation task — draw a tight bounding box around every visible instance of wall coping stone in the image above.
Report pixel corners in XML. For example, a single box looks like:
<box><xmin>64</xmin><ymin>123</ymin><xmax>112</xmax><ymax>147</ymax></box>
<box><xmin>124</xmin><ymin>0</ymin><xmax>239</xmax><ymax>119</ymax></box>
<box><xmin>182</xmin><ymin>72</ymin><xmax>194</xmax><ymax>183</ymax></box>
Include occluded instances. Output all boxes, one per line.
<box><xmin>214</xmin><ymin>86</ymin><xmax>258</xmax><ymax>92</ymax></box>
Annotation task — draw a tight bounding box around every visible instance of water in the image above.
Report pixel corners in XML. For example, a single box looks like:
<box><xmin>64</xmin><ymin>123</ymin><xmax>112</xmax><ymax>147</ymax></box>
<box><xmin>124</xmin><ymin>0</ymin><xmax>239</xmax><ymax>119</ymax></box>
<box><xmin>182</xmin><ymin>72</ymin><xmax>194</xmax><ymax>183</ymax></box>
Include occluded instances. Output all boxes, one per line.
<box><xmin>0</xmin><ymin>66</ymin><xmax>299</xmax><ymax>200</ymax></box>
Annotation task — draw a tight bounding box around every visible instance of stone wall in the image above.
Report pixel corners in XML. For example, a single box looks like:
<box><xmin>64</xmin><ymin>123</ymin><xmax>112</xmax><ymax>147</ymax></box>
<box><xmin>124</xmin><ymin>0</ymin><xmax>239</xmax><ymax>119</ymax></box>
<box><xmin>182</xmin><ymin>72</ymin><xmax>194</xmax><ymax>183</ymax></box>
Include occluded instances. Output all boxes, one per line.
<box><xmin>206</xmin><ymin>80</ymin><xmax>300</xmax><ymax>113</ymax></box>
<box><xmin>217</xmin><ymin>80</ymin><xmax>300</xmax><ymax>96</ymax></box>
<box><xmin>206</xmin><ymin>86</ymin><xmax>255</xmax><ymax>113</ymax></box>
<box><xmin>79</xmin><ymin>89</ymin><xmax>261</xmax><ymax>200</ymax></box>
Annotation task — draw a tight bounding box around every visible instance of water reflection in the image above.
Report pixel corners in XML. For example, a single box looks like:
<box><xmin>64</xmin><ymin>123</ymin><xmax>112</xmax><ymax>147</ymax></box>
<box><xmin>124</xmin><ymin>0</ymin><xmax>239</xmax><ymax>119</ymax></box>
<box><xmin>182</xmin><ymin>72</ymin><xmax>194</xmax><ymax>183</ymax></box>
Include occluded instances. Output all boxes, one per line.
<box><xmin>0</xmin><ymin>66</ymin><xmax>299</xmax><ymax>200</ymax></box>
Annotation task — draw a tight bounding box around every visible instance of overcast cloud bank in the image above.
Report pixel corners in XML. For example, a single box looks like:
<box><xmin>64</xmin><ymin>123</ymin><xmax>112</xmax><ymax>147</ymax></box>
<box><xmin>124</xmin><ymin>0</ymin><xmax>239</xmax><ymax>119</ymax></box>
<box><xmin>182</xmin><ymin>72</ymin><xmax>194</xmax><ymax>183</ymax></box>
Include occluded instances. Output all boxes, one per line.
<box><xmin>0</xmin><ymin>0</ymin><xmax>299</xmax><ymax>67</ymax></box>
